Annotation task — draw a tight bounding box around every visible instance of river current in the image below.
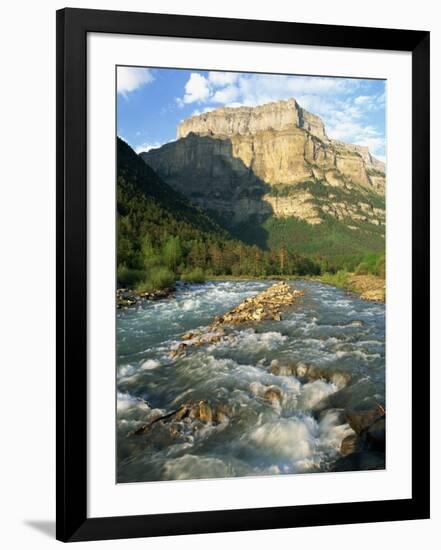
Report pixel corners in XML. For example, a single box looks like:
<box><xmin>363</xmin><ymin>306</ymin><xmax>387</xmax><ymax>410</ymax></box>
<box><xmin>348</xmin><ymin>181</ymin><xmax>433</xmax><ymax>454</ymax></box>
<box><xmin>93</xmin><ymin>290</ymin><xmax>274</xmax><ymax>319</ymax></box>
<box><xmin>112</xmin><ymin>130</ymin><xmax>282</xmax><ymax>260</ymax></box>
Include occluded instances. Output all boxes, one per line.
<box><xmin>116</xmin><ymin>279</ymin><xmax>385</xmax><ymax>482</ymax></box>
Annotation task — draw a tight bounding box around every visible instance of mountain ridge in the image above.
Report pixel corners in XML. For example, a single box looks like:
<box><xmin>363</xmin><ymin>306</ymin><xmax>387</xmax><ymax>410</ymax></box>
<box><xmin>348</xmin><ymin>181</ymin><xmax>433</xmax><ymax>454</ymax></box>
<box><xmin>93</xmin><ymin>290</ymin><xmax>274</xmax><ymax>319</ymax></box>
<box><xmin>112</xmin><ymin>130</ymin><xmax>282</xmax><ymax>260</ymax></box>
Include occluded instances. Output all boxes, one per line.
<box><xmin>116</xmin><ymin>137</ymin><xmax>325</xmax><ymax>283</ymax></box>
<box><xmin>176</xmin><ymin>98</ymin><xmax>385</xmax><ymax>172</ymax></box>
<box><xmin>141</xmin><ymin>98</ymin><xmax>385</xmax><ymax>259</ymax></box>
<box><xmin>177</xmin><ymin>98</ymin><xmax>329</xmax><ymax>143</ymax></box>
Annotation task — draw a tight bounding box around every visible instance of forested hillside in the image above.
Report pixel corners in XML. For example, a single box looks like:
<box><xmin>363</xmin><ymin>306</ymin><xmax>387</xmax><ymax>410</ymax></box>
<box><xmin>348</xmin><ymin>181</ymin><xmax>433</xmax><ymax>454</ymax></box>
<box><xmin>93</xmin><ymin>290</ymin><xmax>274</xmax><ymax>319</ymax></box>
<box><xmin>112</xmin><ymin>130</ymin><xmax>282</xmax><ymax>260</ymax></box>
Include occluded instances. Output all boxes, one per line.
<box><xmin>117</xmin><ymin>138</ymin><xmax>324</xmax><ymax>291</ymax></box>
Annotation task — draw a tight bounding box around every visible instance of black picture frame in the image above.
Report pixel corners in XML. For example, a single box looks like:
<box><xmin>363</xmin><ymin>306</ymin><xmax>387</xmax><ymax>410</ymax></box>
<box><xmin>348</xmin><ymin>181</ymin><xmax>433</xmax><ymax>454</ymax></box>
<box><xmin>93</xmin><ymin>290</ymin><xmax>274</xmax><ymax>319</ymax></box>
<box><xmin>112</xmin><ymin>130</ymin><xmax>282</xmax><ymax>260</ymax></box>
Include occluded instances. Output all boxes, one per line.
<box><xmin>56</xmin><ymin>7</ymin><xmax>430</xmax><ymax>542</ymax></box>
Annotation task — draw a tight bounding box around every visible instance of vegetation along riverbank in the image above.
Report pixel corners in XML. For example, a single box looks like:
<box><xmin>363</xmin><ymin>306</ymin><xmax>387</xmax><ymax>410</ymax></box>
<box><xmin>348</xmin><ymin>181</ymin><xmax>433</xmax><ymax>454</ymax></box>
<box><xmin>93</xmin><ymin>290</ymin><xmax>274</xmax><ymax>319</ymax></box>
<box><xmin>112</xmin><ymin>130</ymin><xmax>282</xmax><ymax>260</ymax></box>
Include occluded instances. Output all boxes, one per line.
<box><xmin>116</xmin><ymin>138</ymin><xmax>385</xmax><ymax>305</ymax></box>
<box><xmin>318</xmin><ymin>271</ymin><xmax>385</xmax><ymax>302</ymax></box>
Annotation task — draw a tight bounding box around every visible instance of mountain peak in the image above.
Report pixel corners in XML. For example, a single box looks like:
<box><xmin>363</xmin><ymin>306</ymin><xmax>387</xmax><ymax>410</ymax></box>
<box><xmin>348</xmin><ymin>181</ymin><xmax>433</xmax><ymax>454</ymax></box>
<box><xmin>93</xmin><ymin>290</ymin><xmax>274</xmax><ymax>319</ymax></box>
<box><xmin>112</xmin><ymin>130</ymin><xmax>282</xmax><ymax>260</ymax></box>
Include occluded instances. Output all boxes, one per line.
<box><xmin>144</xmin><ymin>97</ymin><xmax>385</xmax><ymax>239</ymax></box>
<box><xmin>177</xmin><ymin>98</ymin><xmax>329</xmax><ymax>142</ymax></box>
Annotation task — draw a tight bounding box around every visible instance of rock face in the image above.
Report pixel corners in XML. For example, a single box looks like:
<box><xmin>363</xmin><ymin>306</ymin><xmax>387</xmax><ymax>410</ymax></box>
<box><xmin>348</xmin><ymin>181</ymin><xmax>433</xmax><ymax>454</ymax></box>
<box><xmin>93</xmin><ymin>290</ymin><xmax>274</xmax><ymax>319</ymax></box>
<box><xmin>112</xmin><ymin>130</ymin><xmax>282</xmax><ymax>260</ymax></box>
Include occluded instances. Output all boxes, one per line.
<box><xmin>142</xmin><ymin>133</ymin><xmax>272</xmax><ymax>225</ymax></box>
<box><xmin>142</xmin><ymin>98</ymin><xmax>385</xmax><ymax>229</ymax></box>
<box><xmin>177</xmin><ymin>98</ymin><xmax>329</xmax><ymax>142</ymax></box>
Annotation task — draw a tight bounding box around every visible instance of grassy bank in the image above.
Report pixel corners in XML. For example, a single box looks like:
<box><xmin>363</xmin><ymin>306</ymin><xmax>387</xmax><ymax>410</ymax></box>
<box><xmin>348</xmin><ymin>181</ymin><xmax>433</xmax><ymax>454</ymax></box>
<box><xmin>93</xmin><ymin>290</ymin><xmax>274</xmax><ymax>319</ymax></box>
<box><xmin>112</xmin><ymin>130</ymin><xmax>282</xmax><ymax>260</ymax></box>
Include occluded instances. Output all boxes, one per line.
<box><xmin>211</xmin><ymin>271</ymin><xmax>386</xmax><ymax>303</ymax></box>
<box><xmin>316</xmin><ymin>270</ymin><xmax>352</xmax><ymax>290</ymax></box>
<box><xmin>316</xmin><ymin>271</ymin><xmax>385</xmax><ymax>302</ymax></box>
<box><xmin>209</xmin><ymin>274</ymin><xmax>304</xmax><ymax>282</ymax></box>
<box><xmin>117</xmin><ymin>269</ymin><xmax>385</xmax><ymax>303</ymax></box>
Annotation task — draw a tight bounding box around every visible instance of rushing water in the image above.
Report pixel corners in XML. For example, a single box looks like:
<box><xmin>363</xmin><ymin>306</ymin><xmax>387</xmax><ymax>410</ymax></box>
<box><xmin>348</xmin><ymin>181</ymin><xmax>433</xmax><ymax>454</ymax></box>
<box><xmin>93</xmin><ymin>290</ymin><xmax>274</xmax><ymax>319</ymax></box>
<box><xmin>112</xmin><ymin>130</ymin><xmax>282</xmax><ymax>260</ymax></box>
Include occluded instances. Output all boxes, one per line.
<box><xmin>116</xmin><ymin>279</ymin><xmax>385</xmax><ymax>483</ymax></box>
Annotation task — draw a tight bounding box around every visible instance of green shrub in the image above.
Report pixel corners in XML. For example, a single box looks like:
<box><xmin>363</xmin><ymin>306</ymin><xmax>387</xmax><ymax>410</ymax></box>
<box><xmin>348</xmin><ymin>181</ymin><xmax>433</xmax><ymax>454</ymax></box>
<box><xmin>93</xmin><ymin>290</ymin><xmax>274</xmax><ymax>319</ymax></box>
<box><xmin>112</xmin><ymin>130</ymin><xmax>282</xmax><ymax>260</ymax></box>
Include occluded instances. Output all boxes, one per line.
<box><xmin>355</xmin><ymin>261</ymin><xmax>370</xmax><ymax>275</ymax></box>
<box><xmin>375</xmin><ymin>255</ymin><xmax>386</xmax><ymax>278</ymax></box>
<box><xmin>320</xmin><ymin>269</ymin><xmax>349</xmax><ymax>289</ymax></box>
<box><xmin>117</xmin><ymin>266</ymin><xmax>145</xmax><ymax>287</ymax></box>
<box><xmin>181</xmin><ymin>267</ymin><xmax>206</xmax><ymax>284</ymax></box>
<box><xmin>355</xmin><ymin>252</ymin><xmax>386</xmax><ymax>278</ymax></box>
<box><xmin>135</xmin><ymin>267</ymin><xmax>176</xmax><ymax>293</ymax></box>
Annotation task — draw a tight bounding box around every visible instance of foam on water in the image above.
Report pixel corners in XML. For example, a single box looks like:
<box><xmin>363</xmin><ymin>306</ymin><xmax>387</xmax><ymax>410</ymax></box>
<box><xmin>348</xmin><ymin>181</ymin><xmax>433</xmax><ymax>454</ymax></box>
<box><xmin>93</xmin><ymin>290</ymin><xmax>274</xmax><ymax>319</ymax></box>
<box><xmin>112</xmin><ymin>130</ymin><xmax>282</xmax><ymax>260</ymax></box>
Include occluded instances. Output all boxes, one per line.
<box><xmin>116</xmin><ymin>279</ymin><xmax>385</xmax><ymax>482</ymax></box>
<box><xmin>140</xmin><ymin>359</ymin><xmax>161</xmax><ymax>370</ymax></box>
<box><xmin>243</xmin><ymin>409</ymin><xmax>353</xmax><ymax>474</ymax></box>
<box><xmin>214</xmin><ymin>329</ymin><xmax>287</xmax><ymax>353</ymax></box>
<box><xmin>298</xmin><ymin>380</ymin><xmax>339</xmax><ymax>410</ymax></box>
<box><xmin>162</xmin><ymin>455</ymin><xmax>234</xmax><ymax>480</ymax></box>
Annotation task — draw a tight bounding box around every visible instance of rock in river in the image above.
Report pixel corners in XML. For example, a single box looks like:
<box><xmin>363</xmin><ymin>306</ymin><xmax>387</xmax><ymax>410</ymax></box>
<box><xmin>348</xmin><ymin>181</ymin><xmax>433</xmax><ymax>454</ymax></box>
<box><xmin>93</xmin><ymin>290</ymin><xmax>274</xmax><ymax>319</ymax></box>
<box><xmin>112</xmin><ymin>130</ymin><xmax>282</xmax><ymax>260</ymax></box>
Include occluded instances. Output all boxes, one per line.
<box><xmin>176</xmin><ymin>281</ymin><xmax>304</xmax><ymax>354</ymax></box>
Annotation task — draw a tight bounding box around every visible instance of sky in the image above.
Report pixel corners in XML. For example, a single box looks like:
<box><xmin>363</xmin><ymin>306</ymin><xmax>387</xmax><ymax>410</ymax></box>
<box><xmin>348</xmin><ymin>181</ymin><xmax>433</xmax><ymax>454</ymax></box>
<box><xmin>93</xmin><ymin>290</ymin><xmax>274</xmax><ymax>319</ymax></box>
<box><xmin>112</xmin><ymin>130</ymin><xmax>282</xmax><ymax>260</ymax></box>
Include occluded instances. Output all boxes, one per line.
<box><xmin>117</xmin><ymin>66</ymin><xmax>386</xmax><ymax>162</ymax></box>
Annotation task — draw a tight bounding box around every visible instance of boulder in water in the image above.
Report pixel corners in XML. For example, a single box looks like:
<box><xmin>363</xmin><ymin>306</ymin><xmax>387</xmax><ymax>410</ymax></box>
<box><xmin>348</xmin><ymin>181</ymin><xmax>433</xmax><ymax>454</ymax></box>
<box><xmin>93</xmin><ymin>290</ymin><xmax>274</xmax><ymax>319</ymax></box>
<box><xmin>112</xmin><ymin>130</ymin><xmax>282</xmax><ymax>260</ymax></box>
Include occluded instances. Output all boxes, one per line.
<box><xmin>213</xmin><ymin>282</ymin><xmax>303</xmax><ymax>326</ymax></box>
<box><xmin>264</xmin><ymin>386</ymin><xmax>283</xmax><ymax>403</ymax></box>
<box><xmin>345</xmin><ymin>404</ymin><xmax>385</xmax><ymax>434</ymax></box>
<box><xmin>197</xmin><ymin>401</ymin><xmax>213</xmax><ymax>423</ymax></box>
<box><xmin>173</xmin><ymin>282</ymin><xmax>304</xmax><ymax>357</ymax></box>
<box><xmin>332</xmin><ymin>451</ymin><xmax>385</xmax><ymax>472</ymax></box>
<box><xmin>340</xmin><ymin>434</ymin><xmax>359</xmax><ymax>456</ymax></box>
<box><xmin>360</xmin><ymin>416</ymin><xmax>386</xmax><ymax>452</ymax></box>
<box><xmin>270</xmin><ymin>361</ymin><xmax>296</xmax><ymax>376</ymax></box>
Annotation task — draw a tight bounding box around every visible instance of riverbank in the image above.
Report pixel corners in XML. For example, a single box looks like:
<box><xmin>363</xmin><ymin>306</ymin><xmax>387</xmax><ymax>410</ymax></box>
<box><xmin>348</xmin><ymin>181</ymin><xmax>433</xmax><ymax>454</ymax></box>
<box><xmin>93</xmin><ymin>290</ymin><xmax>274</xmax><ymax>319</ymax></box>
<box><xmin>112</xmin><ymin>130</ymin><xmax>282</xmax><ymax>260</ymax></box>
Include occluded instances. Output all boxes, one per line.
<box><xmin>211</xmin><ymin>272</ymin><xmax>386</xmax><ymax>303</ymax></box>
<box><xmin>348</xmin><ymin>274</ymin><xmax>385</xmax><ymax>302</ymax></box>
<box><xmin>116</xmin><ymin>287</ymin><xmax>173</xmax><ymax>308</ymax></box>
<box><xmin>317</xmin><ymin>272</ymin><xmax>385</xmax><ymax>302</ymax></box>
<box><xmin>117</xmin><ymin>271</ymin><xmax>385</xmax><ymax>309</ymax></box>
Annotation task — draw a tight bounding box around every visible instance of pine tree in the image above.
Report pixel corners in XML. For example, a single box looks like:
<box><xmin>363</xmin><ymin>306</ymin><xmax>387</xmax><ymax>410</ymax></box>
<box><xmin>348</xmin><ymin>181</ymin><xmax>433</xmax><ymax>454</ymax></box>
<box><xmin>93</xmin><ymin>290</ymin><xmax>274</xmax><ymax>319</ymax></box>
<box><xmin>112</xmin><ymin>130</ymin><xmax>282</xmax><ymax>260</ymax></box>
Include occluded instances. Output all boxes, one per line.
<box><xmin>162</xmin><ymin>236</ymin><xmax>182</xmax><ymax>272</ymax></box>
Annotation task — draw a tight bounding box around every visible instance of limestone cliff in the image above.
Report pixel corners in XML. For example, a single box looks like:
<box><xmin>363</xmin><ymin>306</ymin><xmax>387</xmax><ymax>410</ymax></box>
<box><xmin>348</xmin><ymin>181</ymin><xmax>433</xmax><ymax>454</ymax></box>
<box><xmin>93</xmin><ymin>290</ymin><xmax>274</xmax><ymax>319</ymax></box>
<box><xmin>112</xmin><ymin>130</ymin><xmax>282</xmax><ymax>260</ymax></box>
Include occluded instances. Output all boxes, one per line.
<box><xmin>177</xmin><ymin>98</ymin><xmax>329</xmax><ymax>143</ymax></box>
<box><xmin>142</xmin><ymin>98</ymin><xmax>385</xmax><ymax>230</ymax></box>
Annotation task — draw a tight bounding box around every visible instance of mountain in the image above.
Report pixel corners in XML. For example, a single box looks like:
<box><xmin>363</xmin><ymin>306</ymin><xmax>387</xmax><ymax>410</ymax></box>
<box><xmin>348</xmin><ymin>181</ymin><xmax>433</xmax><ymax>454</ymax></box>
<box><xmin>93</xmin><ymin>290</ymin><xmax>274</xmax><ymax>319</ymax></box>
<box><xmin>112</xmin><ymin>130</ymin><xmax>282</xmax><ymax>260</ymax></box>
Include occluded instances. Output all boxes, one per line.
<box><xmin>117</xmin><ymin>136</ymin><xmax>229</xmax><ymax>274</ymax></box>
<box><xmin>117</xmin><ymin>136</ymin><xmax>227</xmax><ymax>236</ymax></box>
<box><xmin>117</xmin><ymin>137</ymin><xmax>322</xmax><ymax>282</ymax></box>
<box><xmin>141</xmin><ymin>99</ymin><xmax>386</xmax><ymax>260</ymax></box>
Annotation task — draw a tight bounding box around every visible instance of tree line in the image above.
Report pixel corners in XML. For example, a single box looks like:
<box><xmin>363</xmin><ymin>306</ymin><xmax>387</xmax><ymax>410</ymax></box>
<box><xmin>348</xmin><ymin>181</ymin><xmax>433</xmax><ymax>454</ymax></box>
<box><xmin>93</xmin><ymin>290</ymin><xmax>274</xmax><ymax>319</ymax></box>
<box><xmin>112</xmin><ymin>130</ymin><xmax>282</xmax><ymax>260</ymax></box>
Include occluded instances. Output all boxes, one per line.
<box><xmin>117</xmin><ymin>175</ymin><xmax>324</xmax><ymax>292</ymax></box>
<box><xmin>116</xmin><ymin>137</ymin><xmax>384</xmax><ymax>293</ymax></box>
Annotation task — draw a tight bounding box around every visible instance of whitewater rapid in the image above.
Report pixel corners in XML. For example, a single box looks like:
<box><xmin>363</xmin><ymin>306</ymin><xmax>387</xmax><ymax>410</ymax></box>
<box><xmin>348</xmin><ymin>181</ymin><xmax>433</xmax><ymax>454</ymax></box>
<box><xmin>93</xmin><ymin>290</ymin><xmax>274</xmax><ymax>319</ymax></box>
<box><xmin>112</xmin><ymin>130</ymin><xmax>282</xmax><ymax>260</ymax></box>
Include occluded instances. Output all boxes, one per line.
<box><xmin>116</xmin><ymin>279</ymin><xmax>385</xmax><ymax>482</ymax></box>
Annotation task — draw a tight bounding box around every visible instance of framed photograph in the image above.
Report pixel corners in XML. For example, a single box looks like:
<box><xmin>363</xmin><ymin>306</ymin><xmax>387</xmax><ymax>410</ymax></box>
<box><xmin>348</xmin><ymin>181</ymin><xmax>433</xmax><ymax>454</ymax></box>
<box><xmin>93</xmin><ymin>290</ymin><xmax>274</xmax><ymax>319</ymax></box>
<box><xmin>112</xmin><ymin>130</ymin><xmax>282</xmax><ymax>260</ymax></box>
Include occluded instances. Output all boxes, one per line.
<box><xmin>56</xmin><ymin>8</ymin><xmax>430</xmax><ymax>542</ymax></box>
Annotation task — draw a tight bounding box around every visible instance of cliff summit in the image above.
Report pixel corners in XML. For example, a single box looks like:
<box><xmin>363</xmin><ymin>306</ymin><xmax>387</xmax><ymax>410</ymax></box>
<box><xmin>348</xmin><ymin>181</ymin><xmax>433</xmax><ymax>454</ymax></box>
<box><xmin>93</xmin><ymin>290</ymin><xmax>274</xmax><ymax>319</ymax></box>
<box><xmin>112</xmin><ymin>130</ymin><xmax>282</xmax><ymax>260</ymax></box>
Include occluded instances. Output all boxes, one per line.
<box><xmin>177</xmin><ymin>98</ymin><xmax>329</xmax><ymax>143</ymax></box>
<box><xmin>142</xmin><ymin>98</ymin><xmax>385</xmax><ymax>247</ymax></box>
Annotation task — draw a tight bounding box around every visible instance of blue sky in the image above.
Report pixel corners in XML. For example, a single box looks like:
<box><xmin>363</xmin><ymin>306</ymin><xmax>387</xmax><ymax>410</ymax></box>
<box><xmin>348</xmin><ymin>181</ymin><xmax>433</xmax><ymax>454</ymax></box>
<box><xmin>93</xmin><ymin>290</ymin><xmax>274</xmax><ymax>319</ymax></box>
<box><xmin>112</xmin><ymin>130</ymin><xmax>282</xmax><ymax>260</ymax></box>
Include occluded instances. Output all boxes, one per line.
<box><xmin>117</xmin><ymin>66</ymin><xmax>386</xmax><ymax>162</ymax></box>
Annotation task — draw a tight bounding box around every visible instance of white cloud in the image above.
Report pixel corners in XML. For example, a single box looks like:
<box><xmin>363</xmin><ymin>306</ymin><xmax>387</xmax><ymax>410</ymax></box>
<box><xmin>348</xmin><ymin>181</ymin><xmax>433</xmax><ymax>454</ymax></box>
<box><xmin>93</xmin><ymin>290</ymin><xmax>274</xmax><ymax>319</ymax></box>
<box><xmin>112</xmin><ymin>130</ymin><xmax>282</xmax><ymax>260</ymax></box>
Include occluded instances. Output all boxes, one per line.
<box><xmin>117</xmin><ymin>67</ymin><xmax>154</xmax><ymax>96</ymax></box>
<box><xmin>283</xmin><ymin>76</ymin><xmax>352</xmax><ymax>95</ymax></box>
<box><xmin>326</xmin><ymin>121</ymin><xmax>372</xmax><ymax>141</ymax></box>
<box><xmin>212</xmin><ymin>85</ymin><xmax>241</xmax><ymax>104</ymax></box>
<box><xmin>326</xmin><ymin>119</ymin><xmax>385</xmax><ymax>157</ymax></box>
<box><xmin>354</xmin><ymin>95</ymin><xmax>370</xmax><ymax>105</ymax></box>
<box><xmin>225</xmin><ymin>102</ymin><xmax>245</xmax><ymax>109</ymax></box>
<box><xmin>178</xmin><ymin>73</ymin><xmax>211</xmax><ymax>104</ymax></box>
<box><xmin>296</xmin><ymin>94</ymin><xmax>341</xmax><ymax>118</ymax></box>
<box><xmin>191</xmin><ymin>106</ymin><xmax>216</xmax><ymax>117</ymax></box>
<box><xmin>356</xmin><ymin>137</ymin><xmax>386</xmax><ymax>157</ymax></box>
<box><xmin>230</xmin><ymin>75</ymin><xmax>352</xmax><ymax>107</ymax></box>
<box><xmin>175</xmin><ymin>71</ymin><xmax>385</xmax><ymax>157</ymax></box>
<box><xmin>354</xmin><ymin>92</ymin><xmax>385</xmax><ymax>112</ymax></box>
<box><xmin>135</xmin><ymin>141</ymin><xmax>164</xmax><ymax>154</ymax></box>
<box><xmin>295</xmin><ymin>93</ymin><xmax>385</xmax><ymax>157</ymax></box>
<box><xmin>176</xmin><ymin>73</ymin><xmax>354</xmax><ymax>110</ymax></box>
<box><xmin>208</xmin><ymin>71</ymin><xmax>238</xmax><ymax>86</ymax></box>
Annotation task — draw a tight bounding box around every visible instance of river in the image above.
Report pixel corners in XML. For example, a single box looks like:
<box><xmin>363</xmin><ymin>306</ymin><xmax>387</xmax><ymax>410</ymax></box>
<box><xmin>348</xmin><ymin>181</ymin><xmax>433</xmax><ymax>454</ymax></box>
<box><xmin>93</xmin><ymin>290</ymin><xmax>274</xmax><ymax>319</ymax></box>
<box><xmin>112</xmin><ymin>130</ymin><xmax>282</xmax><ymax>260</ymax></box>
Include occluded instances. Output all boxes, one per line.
<box><xmin>116</xmin><ymin>279</ymin><xmax>385</xmax><ymax>482</ymax></box>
